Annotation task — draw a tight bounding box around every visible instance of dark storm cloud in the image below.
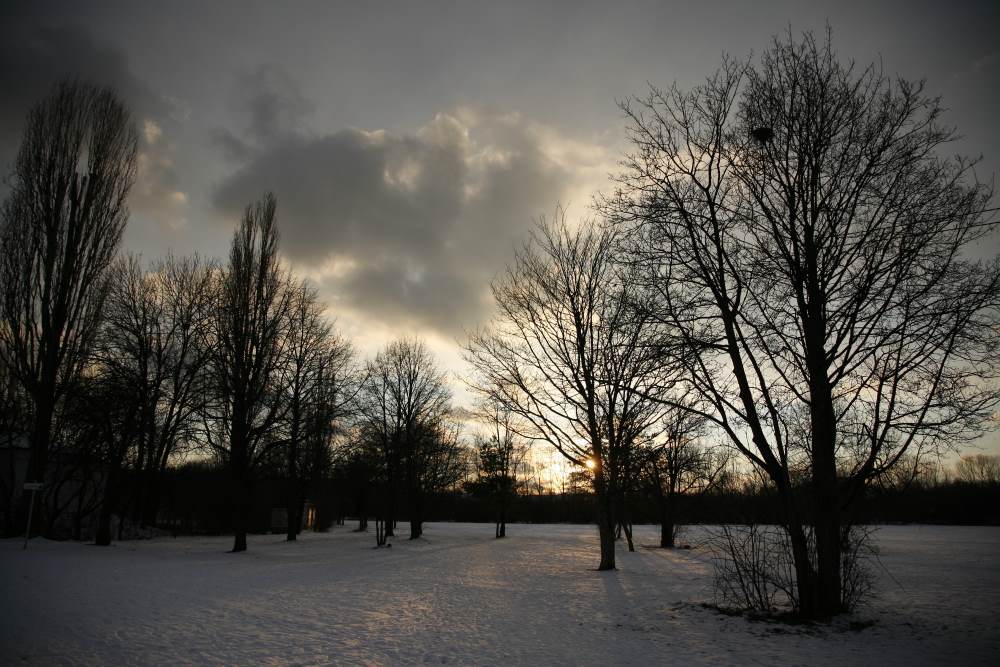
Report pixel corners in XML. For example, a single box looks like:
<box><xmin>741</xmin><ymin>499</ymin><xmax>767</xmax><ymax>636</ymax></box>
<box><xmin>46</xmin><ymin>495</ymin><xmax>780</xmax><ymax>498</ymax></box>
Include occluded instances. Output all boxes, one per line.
<box><xmin>214</xmin><ymin>106</ymin><xmax>580</xmax><ymax>335</ymax></box>
<box><xmin>0</xmin><ymin>6</ymin><xmax>184</xmax><ymax>228</ymax></box>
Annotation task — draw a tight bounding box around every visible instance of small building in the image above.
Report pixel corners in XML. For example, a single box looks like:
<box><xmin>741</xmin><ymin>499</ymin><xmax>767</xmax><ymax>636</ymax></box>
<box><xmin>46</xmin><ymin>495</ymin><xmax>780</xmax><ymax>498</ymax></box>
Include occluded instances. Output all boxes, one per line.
<box><xmin>270</xmin><ymin>501</ymin><xmax>317</xmax><ymax>533</ymax></box>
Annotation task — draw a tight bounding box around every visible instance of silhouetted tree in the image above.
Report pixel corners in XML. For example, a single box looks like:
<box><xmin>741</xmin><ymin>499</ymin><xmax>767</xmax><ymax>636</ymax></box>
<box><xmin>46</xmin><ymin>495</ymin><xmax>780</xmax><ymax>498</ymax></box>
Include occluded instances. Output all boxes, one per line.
<box><xmin>0</xmin><ymin>80</ymin><xmax>137</xmax><ymax>537</ymax></box>
<box><xmin>357</xmin><ymin>339</ymin><xmax>452</xmax><ymax>543</ymax></box>
<box><xmin>90</xmin><ymin>256</ymin><xmax>157</xmax><ymax>545</ymax></box>
<box><xmin>136</xmin><ymin>254</ymin><xmax>217</xmax><ymax>526</ymax></box>
<box><xmin>607</xmin><ymin>30</ymin><xmax>1000</xmax><ymax>615</ymax></box>
<box><xmin>406</xmin><ymin>416</ymin><xmax>468</xmax><ymax>538</ymax></box>
<box><xmin>565</xmin><ymin>470</ymin><xmax>594</xmax><ymax>495</ymax></box>
<box><xmin>466</xmin><ymin>212</ymin><xmax>669</xmax><ymax>570</ymax></box>
<box><xmin>335</xmin><ymin>433</ymin><xmax>380</xmax><ymax>532</ymax></box>
<box><xmin>640</xmin><ymin>403</ymin><xmax>729</xmax><ymax>548</ymax></box>
<box><xmin>203</xmin><ymin>193</ymin><xmax>292</xmax><ymax>552</ymax></box>
<box><xmin>955</xmin><ymin>454</ymin><xmax>1000</xmax><ymax>485</ymax></box>
<box><xmin>88</xmin><ymin>254</ymin><xmax>215</xmax><ymax>542</ymax></box>
<box><xmin>279</xmin><ymin>283</ymin><xmax>356</xmax><ymax>540</ymax></box>
<box><xmin>472</xmin><ymin>400</ymin><xmax>529</xmax><ymax>538</ymax></box>
<box><xmin>279</xmin><ymin>282</ymin><xmax>329</xmax><ymax>540</ymax></box>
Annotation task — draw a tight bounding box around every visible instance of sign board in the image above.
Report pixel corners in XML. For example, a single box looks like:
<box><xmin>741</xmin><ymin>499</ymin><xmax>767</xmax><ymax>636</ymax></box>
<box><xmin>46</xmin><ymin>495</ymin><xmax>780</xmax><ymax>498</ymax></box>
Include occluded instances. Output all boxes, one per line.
<box><xmin>23</xmin><ymin>482</ymin><xmax>43</xmax><ymax>491</ymax></box>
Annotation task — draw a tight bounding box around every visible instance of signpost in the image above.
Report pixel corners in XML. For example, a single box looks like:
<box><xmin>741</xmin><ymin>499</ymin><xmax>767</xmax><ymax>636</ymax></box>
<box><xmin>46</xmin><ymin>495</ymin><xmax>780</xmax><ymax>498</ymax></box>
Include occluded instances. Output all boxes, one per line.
<box><xmin>23</xmin><ymin>482</ymin><xmax>42</xmax><ymax>550</ymax></box>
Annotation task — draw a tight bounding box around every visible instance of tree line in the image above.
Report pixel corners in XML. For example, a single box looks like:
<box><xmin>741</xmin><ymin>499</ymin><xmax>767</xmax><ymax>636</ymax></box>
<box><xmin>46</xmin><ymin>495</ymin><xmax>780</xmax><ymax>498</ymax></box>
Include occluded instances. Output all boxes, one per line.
<box><xmin>0</xmin><ymin>82</ymin><xmax>471</xmax><ymax>552</ymax></box>
<box><xmin>2</xmin><ymin>30</ymin><xmax>998</xmax><ymax>620</ymax></box>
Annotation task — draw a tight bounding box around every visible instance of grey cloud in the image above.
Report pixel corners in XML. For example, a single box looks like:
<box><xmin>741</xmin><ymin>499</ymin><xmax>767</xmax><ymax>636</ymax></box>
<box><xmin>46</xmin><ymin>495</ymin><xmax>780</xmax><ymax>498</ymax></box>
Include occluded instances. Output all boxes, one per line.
<box><xmin>212</xmin><ymin>128</ymin><xmax>254</xmax><ymax>164</ymax></box>
<box><xmin>213</xmin><ymin>109</ymin><xmax>574</xmax><ymax>336</ymax></box>
<box><xmin>242</xmin><ymin>64</ymin><xmax>315</xmax><ymax>143</ymax></box>
<box><xmin>0</xmin><ymin>9</ymin><xmax>185</xmax><ymax>230</ymax></box>
<box><xmin>336</xmin><ymin>258</ymin><xmax>490</xmax><ymax>336</ymax></box>
<box><xmin>213</xmin><ymin>63</ymin><xmax>316</xmax><ymax>161</ymax></box>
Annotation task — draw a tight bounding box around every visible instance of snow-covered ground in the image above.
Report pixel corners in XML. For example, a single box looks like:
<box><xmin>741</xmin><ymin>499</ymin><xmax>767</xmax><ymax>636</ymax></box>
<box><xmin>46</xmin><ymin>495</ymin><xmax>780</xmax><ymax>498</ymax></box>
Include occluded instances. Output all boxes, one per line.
<box><xmin>1</xmin><ymin>523</ymin><xmax>998</xmax><ymax>665</ymax></box>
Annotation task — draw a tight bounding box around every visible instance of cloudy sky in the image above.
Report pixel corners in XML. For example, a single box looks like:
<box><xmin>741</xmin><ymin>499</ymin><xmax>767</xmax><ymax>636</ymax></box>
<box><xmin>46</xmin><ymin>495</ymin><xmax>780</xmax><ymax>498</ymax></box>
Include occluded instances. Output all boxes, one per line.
<box><xmin>2</xmin><ymin>1</ymin><xmax>999</xmax><ymax>427</ymax></box>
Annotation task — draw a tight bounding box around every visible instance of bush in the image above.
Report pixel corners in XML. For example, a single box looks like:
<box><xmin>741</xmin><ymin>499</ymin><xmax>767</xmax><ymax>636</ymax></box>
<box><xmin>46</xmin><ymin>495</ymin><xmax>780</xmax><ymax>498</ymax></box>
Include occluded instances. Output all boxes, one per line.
<box><xmin>710</xmin><ymin>523</ymin><xmax>878</xmax><ymax>615</ymax></box>
<box><xmin>840</xmin><ymin>525</ymin><xmax>878</xmax><ymax>611</ymax></box>
<box><xmin>710</xmin><ymin>524</ymin><xmax>797</xmax><ymax>613</ymax></box>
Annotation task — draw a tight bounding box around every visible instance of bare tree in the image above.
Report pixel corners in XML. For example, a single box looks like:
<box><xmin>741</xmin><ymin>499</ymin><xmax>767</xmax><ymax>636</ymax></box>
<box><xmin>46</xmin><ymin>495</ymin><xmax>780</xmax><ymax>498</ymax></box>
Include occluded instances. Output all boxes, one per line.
<box><xmin>472</xmin><ymin>399</ymin><xmax>529</xmax><ymax>538</ymax></box>
<box><xmin>136</xmin><ymin>254</ymin><xmax>218</xmax><ymax>526</ymax></box>
<box><xmin>356</xmin><ymin>338</ymin><xmax>451</xmax><ymax>543</ymax></box>
<box><xmin>90</xmin><ymin>256</ymin><xmax>159</xmax><ymax>545</ymax></box>
<box><xmin>606</xmin><ymin>30</ymin><xmax>1000</xmax><ymax>615</ymax></box>
<box><xmin>297</xmin><ymin>341</ymin><xmax>358</xmax><ymax>528</ymax></box>
<box><xmin>203</xmin><ymin>193</ymin><xmax>292</xmax><ymax>552</ymax></box>
<box><xmin>0</xmin><ymin>80</ymin><xmax>137</xmax><ymax>537</ymax></box>
<box><xmin>279</xmin><ymin>282</ymin><xmax>356</xmax><ymax>540</ymax></box>
<box><xmin>955</xmin><ymin>454</ymin><xmax>1000</xmax><ymax>485</ymax></box>
<box><xmin>869</xmin><ymin>452</ymin><xmax>935</xmax><ymax>493</ymax></box>
<box><xmin>465</xmin><ymin>212</ymin><xmax>668</xmax><ymax>570</ymax></box>
<box><xmin>279</xmin><ymin>282</ymin><xmax>329</xmax><ymax>541</ymax></box>
<box><xmin>640</xmin><ymin>403</ymin><xmax>729</xmax><ymax>548</ymax></box>
<box><xmin>336</xmin><ymin>431</ymin><xmax>380</xmax><ymax>533</ymax></box>
<box><xmin>87</xmin><ymin>254</ymin><xmax>216</xmax><ymax>543</ymax></box>
<box><xmin>406</xmin><ymin>415</ymin><xmax>467</xmax><ymax>538</ymax></box>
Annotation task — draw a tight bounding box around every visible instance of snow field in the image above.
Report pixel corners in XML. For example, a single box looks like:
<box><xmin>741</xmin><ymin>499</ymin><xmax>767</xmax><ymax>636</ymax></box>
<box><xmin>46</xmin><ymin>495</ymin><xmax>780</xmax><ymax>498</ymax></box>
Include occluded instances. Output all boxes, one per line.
<box><xmin>1</xmin><ymin>523</ymin><xmax>998</xmax><ymax>665</ymax></box>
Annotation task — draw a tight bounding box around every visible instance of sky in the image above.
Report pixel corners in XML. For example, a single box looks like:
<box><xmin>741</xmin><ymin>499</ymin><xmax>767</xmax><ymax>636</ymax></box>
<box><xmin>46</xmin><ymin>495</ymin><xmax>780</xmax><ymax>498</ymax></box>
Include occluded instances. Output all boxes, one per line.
<box><xmin>1</xmin><ymin>0</ymin><xmax>999</xmax><ymax>455</ymax></box>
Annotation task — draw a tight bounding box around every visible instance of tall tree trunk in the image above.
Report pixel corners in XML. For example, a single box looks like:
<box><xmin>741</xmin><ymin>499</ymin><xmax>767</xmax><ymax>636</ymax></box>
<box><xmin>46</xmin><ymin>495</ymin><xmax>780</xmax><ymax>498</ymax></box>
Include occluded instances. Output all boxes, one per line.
<box><xmin>355</xmin><ymin>487</ymin><xmax>367</xmax><ymax>531</ymax></box>
<box><xmin>660</xmin><ymin>490</ymin><xmax>676</xmax><ymax>548</ymax></box>
<box><xmin>805</xmin><ymin>319</ymin><xmax>842</xmax><ymax>617</ymax></box>
<box><xmin>409</xmin><ymin>489</ymin><xmax>423</xmax><ymax>539</ymax></box>
<box><xmin>659</xmin><ymin>507</ymin><xmax>675</xmax><ymax>549</ymax></box>
<box><xmin>230</xmin><ymin>429</ymin><xmax>249</xmax><ymax>553</ymax></box>
<box><xmin>231</xmin><ymin>477</ymin><xmax>248</xmax><ymax>553</ymax></box>
<box><xmin>812</xmin><ymin>411</ymin><xmax>841</xmax><ymax>616</ymax></box>
<box><xmin>596</xmin><ymin>499</ymin><xmax>616</xmax><ymax>570</ymax></box>
<box><xmin>660</xmin><ymin>519</ymin><xmax>674</xmax><ymax>549</ymax></box>
<box><xmin>787</xmin><ymin>518</ymin><xmax>818</xmax><ymax>616</ymax></box>
<box><xmin>496</xmin><ymin>495</ymin><xmax>507</xmax><ymax>538</ymax></box>
<box><xmin>803</xmin><ymin>240</ymin><xmax>843</xmax><ymax>617</ymax></box>
<box><xmin>778</xmin><ymin>479</ymin><xmax>820</xmax><ymax>617</ymax></box>
<box><xmin>285</xmin><ymin>482</ymin><xmax>298</xmax><ymax>541</ymax></box>
<box><xmin>384</xmin><ymin>490</ymin><xmax>395</xmax><ymax>538</ymax></box>
<box><xmin>619</xmin><ymin>491</ymin><xmax>634</xmax><ymax>552</ymax></box>
<box><xmin>595</xmin><ymin>475</ymin><xmax>616</xmax><ymax>570</ymax></box>
<box><xmin>295</xmin><ymin>496</ymin><xmax>306</xmax><ymax>534</ymax></box>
